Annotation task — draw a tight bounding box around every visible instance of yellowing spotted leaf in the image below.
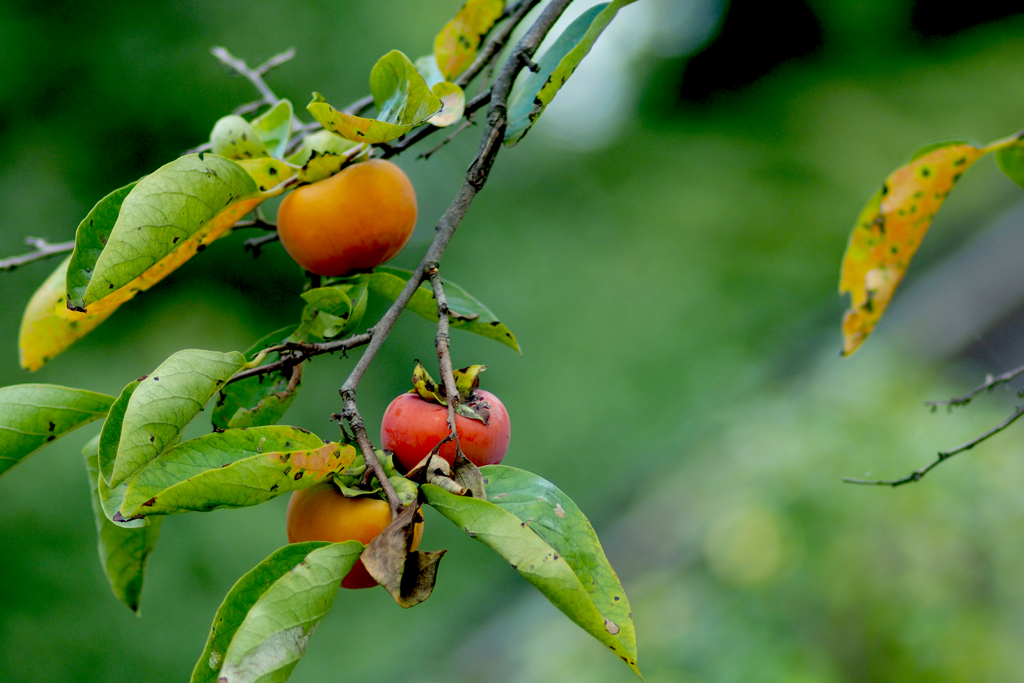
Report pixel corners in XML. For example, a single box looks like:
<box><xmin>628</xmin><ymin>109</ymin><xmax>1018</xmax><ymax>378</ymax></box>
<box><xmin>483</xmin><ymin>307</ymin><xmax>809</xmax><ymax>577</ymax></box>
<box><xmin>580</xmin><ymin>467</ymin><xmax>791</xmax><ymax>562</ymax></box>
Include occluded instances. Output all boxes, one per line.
<box><xmin>434</xmin><ymin>0</ymin><xmax>505</xmax><ymax>81</ymax></box>
<box><xmin>838</xmin><ymin>142</ymin><xmax>988</xmax><ymax>355</ymax></box>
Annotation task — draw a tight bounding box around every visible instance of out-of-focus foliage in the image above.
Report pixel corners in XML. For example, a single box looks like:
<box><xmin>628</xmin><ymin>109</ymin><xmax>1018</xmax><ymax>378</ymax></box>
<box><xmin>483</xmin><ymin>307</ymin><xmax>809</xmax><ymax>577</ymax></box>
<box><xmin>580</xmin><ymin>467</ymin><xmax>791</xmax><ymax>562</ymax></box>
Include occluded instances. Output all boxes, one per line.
<box><xmin>4</xmin><ymin>1</ymin><xmax>1024</xmax><ymax>682</ymax></box>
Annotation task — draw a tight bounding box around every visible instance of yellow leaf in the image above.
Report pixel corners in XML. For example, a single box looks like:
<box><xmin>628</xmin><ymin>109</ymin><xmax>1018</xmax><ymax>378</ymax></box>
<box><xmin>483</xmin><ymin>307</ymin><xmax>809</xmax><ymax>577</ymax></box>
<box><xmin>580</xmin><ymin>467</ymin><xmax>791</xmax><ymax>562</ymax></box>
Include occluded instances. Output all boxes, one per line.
<box><xmin>56</xmin><ymin>196</ymin><xmax>261</xmax><ymax>322</ymax></box>
<box><xmin>434</xmin><ymin>0</ymin><xmax>505</xmax><ymax>81</ymax></box>
<box><xmin>838</xmin><ymin>143</ymin><xmax>987</xmax><ymax>355</ymax></box>
<box><xmin>19</xmin><ymin>258</ymin><xmax>116</xmax><ymax>371</ymax></box>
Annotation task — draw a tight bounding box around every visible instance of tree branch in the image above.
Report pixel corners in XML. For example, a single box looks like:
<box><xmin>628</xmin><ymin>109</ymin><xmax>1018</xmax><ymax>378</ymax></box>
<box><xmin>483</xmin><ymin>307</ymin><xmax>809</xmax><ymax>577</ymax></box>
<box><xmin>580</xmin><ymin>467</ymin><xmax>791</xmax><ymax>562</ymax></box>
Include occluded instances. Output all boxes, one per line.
<box><xmin>226</xmin><ymin>332</ymin><xmax>373</xmax><ymax>385</ymax></box>
<box><xmin>211</xmin><ymin>46</ymin><xmax>286</xmax><ymax>107</ymax></box>
<box><xmin>426</xmin><ymin>265</ymin><xmax>463</xmax><ymax>454</ymax></box>
<box><xmin>844</xmin><ymin>403</ymin><xmax>1024</xmax><ymax>487</ymax></box>
<box><xmin>925</xmin><ymin>363</ymin><xmax>1024</xmax><ymax>409</ymax></box>
<box><xmin>0</xmin><ymin>238</ymin><xmax>76</xmax><ymax>272</ymax></box>
<box><xmin>336</xmin><ymin>0</ymin><xmax>574</xmax><ymax>513</ymax></box>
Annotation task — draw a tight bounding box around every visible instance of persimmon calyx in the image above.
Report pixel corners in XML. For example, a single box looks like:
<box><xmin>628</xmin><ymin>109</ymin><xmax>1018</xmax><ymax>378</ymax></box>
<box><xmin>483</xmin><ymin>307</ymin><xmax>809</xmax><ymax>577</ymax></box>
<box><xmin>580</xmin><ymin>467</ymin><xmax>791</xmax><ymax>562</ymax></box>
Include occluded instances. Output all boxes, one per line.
<box><xmin>409</xmin><ymin>361</ymin><xmax>491</xmax><ymax>424</ymax></box>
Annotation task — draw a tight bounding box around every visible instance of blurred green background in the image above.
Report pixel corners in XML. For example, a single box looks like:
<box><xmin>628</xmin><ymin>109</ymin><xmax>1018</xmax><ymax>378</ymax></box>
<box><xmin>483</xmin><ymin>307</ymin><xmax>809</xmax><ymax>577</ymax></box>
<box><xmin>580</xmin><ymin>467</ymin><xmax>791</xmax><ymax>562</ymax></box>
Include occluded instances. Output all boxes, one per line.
<box><xmin>4</xmin><ymin>0</ymin><xmax>1024</xmax><ymax>681</ymax></box>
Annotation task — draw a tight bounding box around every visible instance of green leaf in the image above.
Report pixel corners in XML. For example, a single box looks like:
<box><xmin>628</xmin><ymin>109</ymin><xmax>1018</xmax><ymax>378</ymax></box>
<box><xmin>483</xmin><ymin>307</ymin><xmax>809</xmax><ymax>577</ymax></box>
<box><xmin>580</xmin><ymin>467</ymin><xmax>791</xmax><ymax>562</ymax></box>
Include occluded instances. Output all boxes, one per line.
<box><xmin>423</xmin><ymin>483</ymin><xmax>640</xmax><ymax>677</ymax></box>
<box><xmin>191</xmin><ymin>541</ymin><xmax>335</xmax><ymax>683</ymax></box>
<box><xmin>286</xmin><ymin>130</ymin><xmax>358</xmax><ymax>166</ymax></box>
<box><xmin>371</xmin><ymin>50</ymin><xmax>443</xmax><ymax>126</ymax></box>
<box><xmin>286</xmin><ymin>129</ymin><xmax>363</xmax><ymax>183</ymax></box>
<box><xmin>298</xmin><ymin>284</ymin><xmax>368</xmax><ymax>340</ymax></box>
<box><xmin>996</xmin><ymin>136</ymin><xmax>1024</xmax><ymax>190</ymax></box>
<box><xmin>213</xmin><ymin>328</ymin><xmax>301</xmax><ymax>431</ymax></box>
<box><xmin>119</xmin><ymin>426</ymin><xmax>360</xmax><ymax>518</ymax></box>
<box><xmin>505</xmin><ymin>1</ymin><xmax>638</xmax><ymax>146</ymax></box>
<box><xmin>306</xmin><ymin>52</ymin><xmax>441</xmax><ymax>145</ymax></box>
<box><xmin>0</xmin><ymin>384</ymin><xmax>113</xmax><ymax>478</ymax></box>
<box><xmin>481</xmin><ymin>466</ymin><xmax>637</xmax><ymax>669</ymax></box>
<box><xmin>83</xmin><ymin>435</ymin><xmax>161</xmax><ymax>614</ymax></box>
<box><xmin>251</xmin><ymin>100</ymin><xmax>294</xmax><ymax>159</ymax></box>
<box><xmin>108</xmin><ymin>350</ymin><xmax>248</xmax><ymax>487</ymax></box>
<box><xmin>67</xmin><ymin>154</ymin><xmax>263</xmax><ymax>311</ymax></box>
<box><xmin>434</xmin><ymin>0</ymin><xmax>505</xmax><ymax>81</ymax></box>
<box><xmin>98</xmin><ymin>379</ymin><xmax>140</xmax><ymax>486</ymax></box>
<box><xmin>339</xmin><ymin>266</ymin><xmax>520</xmax><ymax>353</ymax></box>
<box><xmin>210</xmin><ymin>115</ymin><xmax>270</xmax><ymax>160</ymax></box>
<box><xmin>307</xmin><ymin>93</ymin><xmax>413</xmax><ymax>145</ymax></box>
<box><xmin>214</xmin><ymin>542</ymin><xmax>364</xmax><ymax>683</ymax></box>
<box><xmin>429</xmin><ymin>81</ymin><xmax>466</xmax><ymax>127</ymax></box>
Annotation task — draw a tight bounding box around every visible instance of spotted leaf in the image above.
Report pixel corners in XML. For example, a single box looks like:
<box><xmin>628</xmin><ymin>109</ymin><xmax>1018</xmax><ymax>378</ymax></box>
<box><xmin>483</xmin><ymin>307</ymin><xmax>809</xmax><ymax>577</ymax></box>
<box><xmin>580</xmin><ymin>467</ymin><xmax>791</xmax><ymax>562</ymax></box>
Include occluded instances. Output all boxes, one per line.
<box><xmin>107</xmin><ymin>349</ymin><xmax>248</xmax><ymax>487</ymax></box>
<box><xmin>83</xmin><ymin>435</ymin><xmax>161</xmax><ymax>614</ymax></box>
<box><xmin>839</xmin><ymin>141</ymin><xmax>989</xmax><ymax>355</ymax></box>
<box><xmin>119</xmin><ymin>426</ymin><xmax>360</xmax><ymax>518</ymax></box>
<box><xmin>505</xmin><ymin>0</ymin><xmax>638</xmax><ymax>146</ymax></box>
<box><xmin>335</xmin><ymin>266</ymin><xmax>520</xmax><ymax>353</ymax></box>
<box><xmin>424</xmin><ymin>481</ymin><xmax>641</xmax><ymax>677</ymax></box>
<box><xmin>434</xmin><ymin>0</ymin><xmax>505</xmax><ymax>81</ymax></box>
<box><xmin>0</xmin><ymin>384</ymin><xmax>113</xmax><ymax>478</ymax></box>
<box><xmin>65</xmin><ymin>154</ymin><xmax>264</xmax><ymax>313</ymax></box>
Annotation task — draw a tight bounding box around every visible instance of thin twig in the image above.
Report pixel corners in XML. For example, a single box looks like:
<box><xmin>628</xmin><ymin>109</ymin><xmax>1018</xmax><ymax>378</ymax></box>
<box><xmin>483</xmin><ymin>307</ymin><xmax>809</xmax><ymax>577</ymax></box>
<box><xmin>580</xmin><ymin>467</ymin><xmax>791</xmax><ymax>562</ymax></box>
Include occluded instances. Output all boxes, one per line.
<box><xmin>255</xmin><ymin>48</ymin><xmax>296</xmax><ymax>76</ymax></box>
<box><xmin>382</xmin><ymin>90</ymin><xmax>491</xmax><ymax>159</ymax></box>
<box><xmin>211</xmin><ymin>46</ymin><xmax>282</xmax><ymax>106</ymax></box>
<box><xmin>844</xmin><ymin>404</ymin><xmax>1024</xmax><ymax>487</ymax></box>
<box><xmin>427</xmin><ymin>265</ymin><xmax>463</xmax><ymax>454</ymax></box>
<box><xmin>0</xmin><ymin>238</ymin><xmax>76</xmax><ymax>272</ymax></box>
<box><xmin>336</xmin><ymin>0</ymin><xmax>574</xmax><ymax>513</ymax></box>
<box><xmin>925</xmin><ymin>363</ymin><xmax>1024</xmax><ymax>408</ymax></box>
<box><xmin>418</xmin><ymin>120</ymin><xmax>475</xmax><ymax>160</ymax></box>
<box><xmin>227</xmin><ymin>333</ymin><xmax>374</xmax><ymax>385</ymax></box>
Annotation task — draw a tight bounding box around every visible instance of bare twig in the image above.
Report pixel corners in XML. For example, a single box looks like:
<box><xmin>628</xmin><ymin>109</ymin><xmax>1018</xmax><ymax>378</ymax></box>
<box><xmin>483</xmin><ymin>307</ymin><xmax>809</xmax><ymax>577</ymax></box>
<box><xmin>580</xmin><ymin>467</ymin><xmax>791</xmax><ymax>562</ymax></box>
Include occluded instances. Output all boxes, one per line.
<box><xmin>227</xmin><ymin>333</ymin><xmax>374</xmax><ymax>385</ymax></box>
<box><xmin>427</xmin><ymin>265</ymin><xmax>463</xmax><ymax>454</ymax></box>
<box><xmin>926</xmin><ymin>363</ymin><xmax>1024</xmax><ymax>409</ymax></box>
<box><xmin>336</xmin><ymin>0</ymin><xmax>574</xmax><ymax>513</ymax></box>
<box><xmin>382</xmin><ymin>90</ymin><xmax>492</xmax><ymax>159</ymax></box>
<box><xmin>418</xmin><ymin>120</ymin><xmax>476</xmax><ymax>160</ymax></box>
<box><xmin>211</xmin><ymin>46</ymin><xmax>282</xmax><ymax>106</ymax></box>
<box><xmin>0</xmin><ymin>238</ymin><xmax>76</xmax><ymax>272</ymax></box>
<box><xmin>255</xmin><ymin>48</ymin><xmax>296</xmax><ymax>76</ymax></box>
<box><xmin>844</xmin><ymin>404</ymin><xmax>1024</xmax><ymax>487</ymax></box>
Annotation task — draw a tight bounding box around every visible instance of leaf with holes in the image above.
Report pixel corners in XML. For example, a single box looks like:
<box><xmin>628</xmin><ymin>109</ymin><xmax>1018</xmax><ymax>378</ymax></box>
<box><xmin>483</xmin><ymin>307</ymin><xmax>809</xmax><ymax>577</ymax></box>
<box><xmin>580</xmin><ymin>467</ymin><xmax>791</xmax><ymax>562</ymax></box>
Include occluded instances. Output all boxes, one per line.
<box><xmin>306</xmin><ymin>52</ymin><xmax>441</xmax><ymax>144</ymax></box>
<box><xmin>505</xmin><ymin>1</ymin><xmax>637</xmax><ymax>145</ymax></box>
<box><xmin>839</xmin><ymin>141</ymin><xmax>990</xmax><ymax>355</ymax></box>
<box><xmin>0</xmin><ymin>383</ymin><xmax>113</xmax><ymax>478</ymax></box>
<box><xmin>338</xmin><ymin>266</ymin><xmax>519</xmax><ymax>353</ymax></box>
<box><xmin>209</xmin><ymin>541</ymin><xmax>364</xmax><ymax>683</ymax></box>
<box><xmin>423</xmin><ymin>483</ymin><xmax>640</xmax><ymax>677</ymax></box>
<box><xmin>83</xmin><ymin>435</ymin><xmax>161</xmax><ymax>613</ymax></box>
<box><xmin>108</xmin><ymin>349</ymin><xmax>248</xmax><ymax>487</ymax></box>
<box><xmin>251</xmin><ymin>99</ymin><xmax>294</xmax><ymax>158</ymax></box>
<box><xmin>213</xmin><ymin>328</ymin><xmax>302</xmax><ymax>431</ymax></box>
<box><xmin>434</xmin><ymin>0</ymin><xmax>505</xmax><ymax>81</ymax></box>
<box><xmin>119</xmin><ymin>426</ymin><xmax>360</xmax><ymax>518</ymax></box>
<box><xmin>481</xmin><ymin>465</ymin><xmax>637</xmax><ymax>669</ymax></box>
<box><xmin>65</xmin><ymin>154</ymin><xmax>265</xmax><ymax>313</ymax></box>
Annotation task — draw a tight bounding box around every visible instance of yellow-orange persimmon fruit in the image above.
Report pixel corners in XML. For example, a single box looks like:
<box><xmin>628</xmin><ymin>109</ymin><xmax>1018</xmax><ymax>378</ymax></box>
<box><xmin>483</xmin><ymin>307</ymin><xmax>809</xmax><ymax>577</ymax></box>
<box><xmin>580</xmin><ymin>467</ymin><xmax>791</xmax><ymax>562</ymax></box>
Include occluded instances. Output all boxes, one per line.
<box><xmin>276</xmin><ymin>159</ymin><xmax>417</xmax><ymax>276</ymax></box>
<box><xmin>286</xmin><ymin>481</ymin><xmax>423</xmax><ymax>589</ymax></box>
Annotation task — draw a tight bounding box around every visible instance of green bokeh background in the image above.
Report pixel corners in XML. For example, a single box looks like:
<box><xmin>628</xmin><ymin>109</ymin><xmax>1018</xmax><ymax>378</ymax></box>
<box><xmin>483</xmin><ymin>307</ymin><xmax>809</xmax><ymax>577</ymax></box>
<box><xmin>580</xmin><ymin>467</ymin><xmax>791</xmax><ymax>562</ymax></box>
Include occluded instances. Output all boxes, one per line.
<box><xmin>3</xmin><ymin>1</ymin><xmax>1024</xmax><ymax>681</ymax></box>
